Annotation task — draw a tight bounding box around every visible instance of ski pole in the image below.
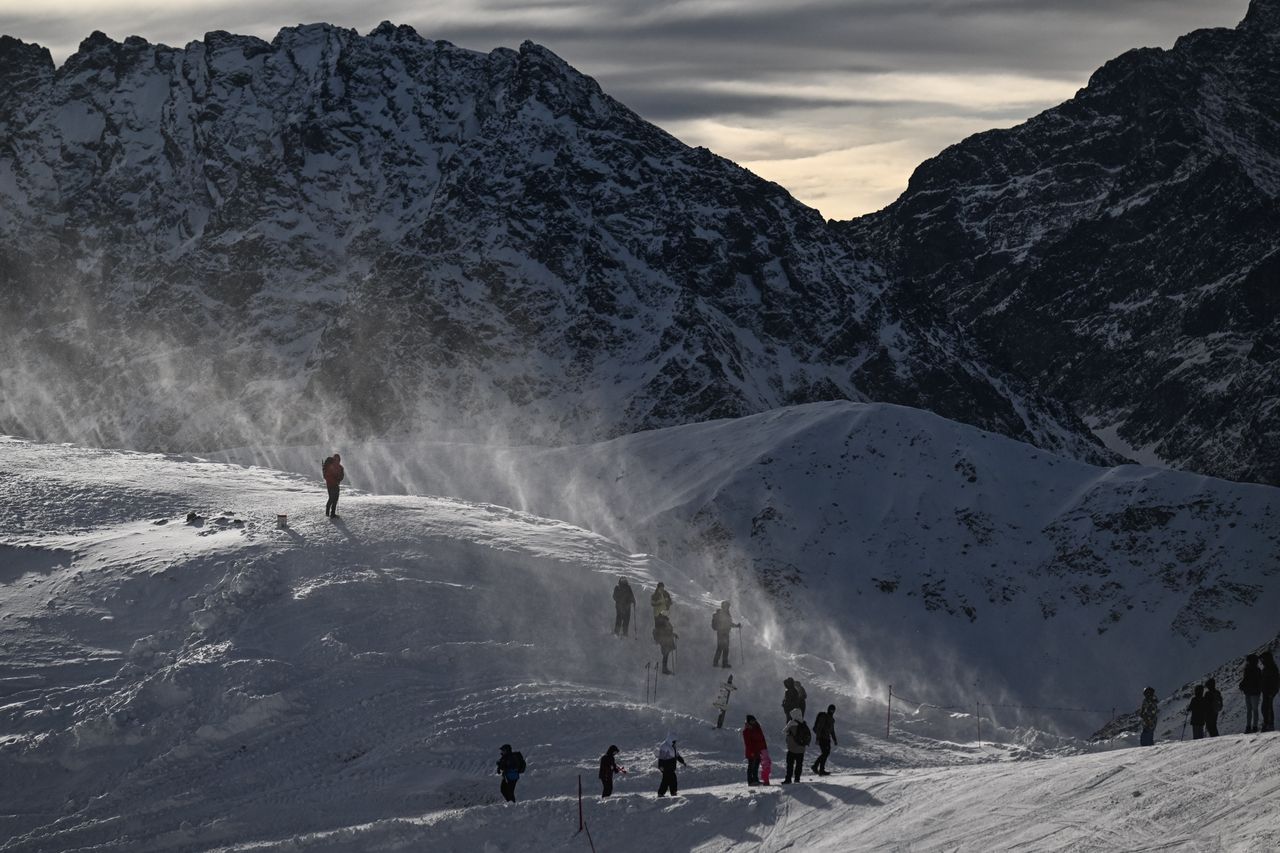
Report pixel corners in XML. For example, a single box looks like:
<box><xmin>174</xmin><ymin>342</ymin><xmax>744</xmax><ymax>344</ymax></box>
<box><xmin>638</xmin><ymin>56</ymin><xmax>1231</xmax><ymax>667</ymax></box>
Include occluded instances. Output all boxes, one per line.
<box><xmin>1181</xmin><ymin>708</ymin><xmax>1189</xmax><ymax>741</ymax></box>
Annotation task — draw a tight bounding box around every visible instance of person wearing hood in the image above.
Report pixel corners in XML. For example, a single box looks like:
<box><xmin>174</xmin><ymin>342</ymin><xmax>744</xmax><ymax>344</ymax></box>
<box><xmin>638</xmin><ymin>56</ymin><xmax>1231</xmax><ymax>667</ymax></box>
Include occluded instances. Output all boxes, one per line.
<box><xmin>656</xmin><ymin>733</ymin><xmax>686</xmax><ymax>797</ymax></box>
<box><xmin>811</xmin><ymin>704</ymin><xmax>838</xmax><ymax>775</ymax></box>
<box><xmin>322</xmin><ymin>453</ymin><xmax>345</xmax><ymax>518</ymax></box>
<box><xmin>1139</xmin><ymin>687</ymin><xmax>1158</xmax><ymax>746</ymax></box>
<box><xmin>651</xmin><ymin>582</ymin><xmax>672</xmax><ymax>624</ymax></box>
<box><xmin>781</xmin><ymin>677</ymin><xmax>806</xmax><ymax>722</ymax></box>
<box><xmin>1241</xmin><ymin>653</ymin><xmax>1263</xmax><ymax>733</ymax></box>
<box><xmin>742</xmin><ymin>714</ymin><xmax>771</xmax><ymax>786</ymax></box>
<box><xmin>1204</xmin><ymin>677</ymin><xmax>1223</xmax><ymax>737</ymax></box>
<box><xmin>496</xmin><ymin>744</ymin><xmax>526</xmax><ymax>802</ymax></box>
<box><xmin>782</xmin><ymin>708</ymin><xmax>809</xmax><ymax>784</ymax></box>
<box><xmin>613</xmin><ymin>578</ymin><xmax>636</xmax><ymax>637</ymax></box>
<box><xmin>599</xmin><ymin>745</ymin><xmax>624</xmax><ymax>797</ymax></box>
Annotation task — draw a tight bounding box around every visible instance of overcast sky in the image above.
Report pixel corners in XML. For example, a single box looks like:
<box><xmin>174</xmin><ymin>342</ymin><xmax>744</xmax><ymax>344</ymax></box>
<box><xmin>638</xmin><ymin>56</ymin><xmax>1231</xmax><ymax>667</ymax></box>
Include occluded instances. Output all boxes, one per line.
<box><xmin>0</xmin><ymin>0</ymin><xmax>1255</xmax><ymax>219</ymax></box>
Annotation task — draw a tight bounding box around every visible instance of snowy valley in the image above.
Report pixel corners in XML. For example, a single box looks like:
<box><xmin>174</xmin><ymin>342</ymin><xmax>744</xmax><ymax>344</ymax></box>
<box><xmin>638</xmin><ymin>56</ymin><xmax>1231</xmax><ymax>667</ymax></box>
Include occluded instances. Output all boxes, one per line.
<box><xmin>3</xmin><ymin>412</ymin><xmax>1279</xmax><ymax>851</ymax></box>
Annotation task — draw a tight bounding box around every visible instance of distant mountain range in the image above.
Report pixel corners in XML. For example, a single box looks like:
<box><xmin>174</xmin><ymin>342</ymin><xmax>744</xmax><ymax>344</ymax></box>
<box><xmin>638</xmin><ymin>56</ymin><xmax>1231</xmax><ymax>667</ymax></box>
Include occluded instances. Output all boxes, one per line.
<box><xmin>2</xmin><ymin>2</ymin><xmax>1278</xmax><ymax>485</ymax></box>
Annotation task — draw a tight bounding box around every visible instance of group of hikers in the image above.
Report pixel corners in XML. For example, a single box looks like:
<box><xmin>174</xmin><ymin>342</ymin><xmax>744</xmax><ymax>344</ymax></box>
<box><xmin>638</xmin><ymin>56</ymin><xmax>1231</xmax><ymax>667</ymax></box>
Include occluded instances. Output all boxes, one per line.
<box><xmin>1138</xmin><ymin>650</ymin><xmax>1279</xmax><ymax>744</ymax></box>
<box><xmin>497</xmin><ymin>678</ymin><xmax>840</xmax><ymax>801</ymax></box>
<box><xmin>612</xmin><ymin>577</ymin><xmax>742</xmax><ymax>674</ymax></box>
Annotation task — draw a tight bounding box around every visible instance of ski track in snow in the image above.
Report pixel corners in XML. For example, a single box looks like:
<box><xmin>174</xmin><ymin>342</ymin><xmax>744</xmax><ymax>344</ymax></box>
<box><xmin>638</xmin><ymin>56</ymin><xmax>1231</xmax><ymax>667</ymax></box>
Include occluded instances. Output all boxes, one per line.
<box><xmin>2</xmin><ymin>432</ymin><xmax>1279</xmax><ymax>852</ymax></box>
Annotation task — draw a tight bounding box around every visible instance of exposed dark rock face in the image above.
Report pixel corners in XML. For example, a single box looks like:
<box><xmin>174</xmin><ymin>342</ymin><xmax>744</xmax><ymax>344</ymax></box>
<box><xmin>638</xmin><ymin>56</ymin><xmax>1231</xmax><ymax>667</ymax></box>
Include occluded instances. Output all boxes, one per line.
<box><xmin>843</xmin><ymin>0</ymin><xmax>1280</xmax><ymax>484</ymax></box>
<box><xmin>0</xmin><ymin>25</ymin><xmax>1100</xmax><ymax>457</ymax></box>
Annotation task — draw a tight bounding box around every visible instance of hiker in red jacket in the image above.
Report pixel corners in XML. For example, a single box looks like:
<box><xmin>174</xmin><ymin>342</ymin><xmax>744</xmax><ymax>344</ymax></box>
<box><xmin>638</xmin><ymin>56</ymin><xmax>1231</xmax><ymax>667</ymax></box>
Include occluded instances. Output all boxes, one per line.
<box><xmin>742</xmin><ymin>714</ymin><xmax>771</xmax><ymax>786</ymax></box>
<box><xmin>322</xmin><ymin>453</ymin><xmax>345</xmax><ymax>518</ymax></box>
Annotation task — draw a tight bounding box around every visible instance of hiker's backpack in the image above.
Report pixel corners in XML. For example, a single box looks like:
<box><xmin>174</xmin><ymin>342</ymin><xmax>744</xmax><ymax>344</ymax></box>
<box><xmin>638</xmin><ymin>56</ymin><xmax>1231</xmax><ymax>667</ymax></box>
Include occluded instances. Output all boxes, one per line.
<box><xmin>794</xmin><ymin>721</ymin><xmax>811</xmax><ymax>747</ymax></box>
<box><xmin>322</xmin><ymin>456</ymin><xmax>333</xmax><ymax>476</ymax></box>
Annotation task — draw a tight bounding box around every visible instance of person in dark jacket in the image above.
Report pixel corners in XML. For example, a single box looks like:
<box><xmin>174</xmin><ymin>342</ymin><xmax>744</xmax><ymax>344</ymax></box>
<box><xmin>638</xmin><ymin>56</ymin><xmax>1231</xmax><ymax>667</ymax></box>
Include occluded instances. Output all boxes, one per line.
<box><xmin>711</xmin><ymin>601</ymin><xmax>741</xmax><ymax>668</ymax></box>
<box><xmin>322</xmin><ymin>453</ymin><xmax>345</xmax><ymax>517</ymax></box>
<box><xmin>1139</xmin><ymin>686</ymin><xmax>1158</xmax><ymax>746</ymax></box>
<box><xmin>1204</xmin><ymin>678</ymin><xmax>1223</xmax><ymax>737</ymax></box>
<box><xmin>496</xmin><ymin>744</ymin><xmax>525</xmax><ymax>802</ymax></box>
<box><xmin>599</xmin><ymin>745</ymin><xmax>623</xmax><ymax>797</ymax></box>
<box><xmin>613</xmin><ymin>578</ymin><xmax>636</xmax><ymax>637</ymax></box>
<box><xmin>1186</xmin><ymin>685</ymin><xmax>1207</xmax><ymax>740</ymax></box>
<box><xmin>653</xmin><ymin>613</ymin><xmax>678</xmax><ymax>674</ymax></box>
<box><xmin>742</xmin><ymin>714</ymin><xmax>771</xmax><ymax>786</ymax></box>
<box><xmin>811</xmin><ymin>704</ymin><xmax>838</xmax><ymax>775</ymax></box>
<box><xmin>1260</xmin><ymin>651</ymin><xmax>1279</xmax><ymax>733</ymax></box>
<box><xmin>656</xmin><ymin>734</ymin><xmax>686</xmax><ymax>797</ymax></box>
<box><xmin>781</xmin><ymin>677</ymin><xmax>806</xmax><ymax>722</ymax></box>
<box><xmin>1241</xmin><ymin>654</ymin><xmax>1263</xmax><ymax>733</ymax></box>
<box><xmin>650</xmin><ymin>582</ymin><xmax>672</xmax><ymax>624</ymax></box>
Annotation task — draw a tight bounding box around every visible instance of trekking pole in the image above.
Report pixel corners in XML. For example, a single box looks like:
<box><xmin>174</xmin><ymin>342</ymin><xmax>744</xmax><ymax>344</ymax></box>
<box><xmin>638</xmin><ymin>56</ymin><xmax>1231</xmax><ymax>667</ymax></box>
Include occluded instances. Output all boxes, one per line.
<box><xmin>644</xmin><ymin>661</ymin><xmax>651</xmax><ymax>703</ymax></box>
<box><xmin>886</xmin><ymin>685</ymin><xmax>893</xmax><ymax>738</ymax></box>
<box><xmin>1181</xmin><ymin>709</ymin><xmax>1189</xmax><ymax>741</ymax></box>
<box><xmin>737</xmin><ymin>624</ymin><xmax>743</xmax><ymax>666</ymax></box>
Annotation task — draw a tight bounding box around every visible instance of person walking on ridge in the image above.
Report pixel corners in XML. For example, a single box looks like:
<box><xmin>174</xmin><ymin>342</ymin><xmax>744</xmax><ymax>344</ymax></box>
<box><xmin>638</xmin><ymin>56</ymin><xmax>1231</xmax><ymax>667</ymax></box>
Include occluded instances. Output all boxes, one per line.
<box><xmin>1139</xmin><ymin>686</ymin><xmax>1158</xmax><ymax>746</ymax></box>
<box><xmin>496</xmin><ymin>744</ymin><xmax>526</xmax><ymax>802</ymax></box>
<box><xmin>781</xmin><ymin>677</ymin><xmax>807</xmax><ymax>723</ymax></box>
<box><xmin>653</xmin><ymin>612</ymin><xmax>678</xmax><ymax>674</ymax></box>
<box><xmin>1186</xmin><ymin>685</ymin><xmax>1207</xmax><ymax>740</ymax></box>
<box><xmin>811</xmin><ymin>704</ymin><xmax>838</xmax><ymax>775</ymax></box>
<box><xmin>599</xmin><ymin>745</ymin><xmax>624</xmax><ymax>797</ymax></box>
<box><xmin>711</xmin><ymin>601</ymin><xmax>740</xmax><ymax>668</ymax></box>
<box><xmin>322</xmin><ymin>453</ymin><xmax>344</xmax><ymax>518</ymax></box>
<box><xmin>1204</xmin><ymin>677</ymin><xmax>1223</xmax><ymax>737</ymax></box>
<box><xmin>1259</xmin><ymin>650</ymin><xmax>1278</xmax><ymax>732</ymax></box>
<box><xmin>613</xmin><ymin>577</ymin><xmax>636</xmax><ymax>637</ymax></box>
<box><xmin>1241</xmin><ymin>653</ymin><xmax>1263</xmax><ymax>733</ymax></box>
<box><xmin>651</xmin><ymin>582</ymin><xmax>672</xmax><ymax>624</ymax></box>
<box><xmin>656</xmin><ymin>734</ymin><xmax>686</xmax><ymax>797</ymax></box>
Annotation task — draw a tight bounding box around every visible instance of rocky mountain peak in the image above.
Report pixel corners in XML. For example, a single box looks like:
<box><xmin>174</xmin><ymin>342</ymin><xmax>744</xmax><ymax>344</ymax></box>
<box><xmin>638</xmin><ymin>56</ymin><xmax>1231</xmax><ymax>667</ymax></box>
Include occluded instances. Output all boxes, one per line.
<box><xmin>1243</xmin><ymin>0</ymin><xmax>1280</xmax><ymax>31</ymax></box>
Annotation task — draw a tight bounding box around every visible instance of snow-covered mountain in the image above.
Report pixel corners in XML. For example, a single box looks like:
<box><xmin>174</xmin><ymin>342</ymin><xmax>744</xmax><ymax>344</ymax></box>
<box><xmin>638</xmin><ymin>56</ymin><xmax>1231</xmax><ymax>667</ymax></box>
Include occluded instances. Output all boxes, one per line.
<box><xmin>843</xmin><ymin>0</ymin><xmax>1280</xmax><ymax>485</ymax></box>
<box><xmin>3</xmin><ymin>435</ymin><xmax>1279</xmax><ymax>852</ymax></box>
<box><xmin>0</xmin><ymin>24</ymin><xmax>1101</xmax><ymax>462</ymax></box>
<box><xmin>217</xmin><ymin>401</ymin><xmax>1280</xmax><ymax>726</ymax></box>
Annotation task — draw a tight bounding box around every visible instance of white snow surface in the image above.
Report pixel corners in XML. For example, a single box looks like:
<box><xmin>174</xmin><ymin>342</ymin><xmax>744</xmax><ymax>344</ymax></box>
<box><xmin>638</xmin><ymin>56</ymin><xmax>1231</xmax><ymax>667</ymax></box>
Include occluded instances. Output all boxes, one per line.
<box><xmin>3</xmin><ymin>402</ymin><xmax>1279</xmax><ymax>850</ymax></box>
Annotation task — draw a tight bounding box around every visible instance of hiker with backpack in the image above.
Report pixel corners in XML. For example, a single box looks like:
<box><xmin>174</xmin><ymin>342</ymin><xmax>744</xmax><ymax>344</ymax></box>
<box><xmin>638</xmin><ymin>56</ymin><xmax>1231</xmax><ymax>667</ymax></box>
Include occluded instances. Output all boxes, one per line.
<box><xmin>1139</xmin><ymin>686</ymin><xmax>1158</xmax><ymax>746</ymax></box>
<box><xmin>655</xmin><ymin>734</ymin><xmax>686</xmax><ymax>797</ymax></box>
<box><xmin>782</xmin><ymin>709</ymin><xmax>810</xmax><ymax>783</ymax></box>
<box><xmin>781</xmin><ymin>677</ymin><xmax>807</xmax><ymax>722</ymax></box>
<box><xmin>811</xmin><ymin>704</ymin><xmax>838</xmax><ymax>775</ymax></box>
<box><xmin>742</xmin><ymin>714</ymin><xmax>771</xmax><ymax>786</ymax></box>
<box><xmin>613</xmin><ymin>578</ymin><xmax>636</xmax><ymax>637</ymax></box>
<box><xmin>1260</xmin><ymin>651</ymin><xmax>1279</xmax><ymax>732</ymax></box>
<box><xmin>497</xmin><ymin>744</ymin><xmax>526</xmax><ymax>802</ymax></box>
<box><xmin>653</xmin><ymin>612</ymin><xmax>678</xmax><ymax>674</ymax></box>
<box><xmin>599</xmin><ymin>745</ymin><xmax>624</xmax><ymax>797</ymax></box>
<box><xmin>1241</xmin><ymin>654</ymin><xmax>1263</xmax><ymax>733</ymax></box>
<box><xmin>1205</xmin><ymin>678</ymin><xmax>1223</xmax><ymax>736</ymax></box>
<box><xmin>711</xmin><ymin>601</ymin><xmax>740</xmax><ymax>668</ymax></box>
<box><xmin>1186</xmin><ymin>685</ymin><xmax>1208</xmax><ymax>740</ymax></box>
<box><xmin>651</xmin><ymin>582</ymin><xmax>672</xmax><ymax>624</ymax></box>
<box><xmin>322</xmin><ymin>453</ymin><xmax>345</xmax><ymax>518</ymax></box>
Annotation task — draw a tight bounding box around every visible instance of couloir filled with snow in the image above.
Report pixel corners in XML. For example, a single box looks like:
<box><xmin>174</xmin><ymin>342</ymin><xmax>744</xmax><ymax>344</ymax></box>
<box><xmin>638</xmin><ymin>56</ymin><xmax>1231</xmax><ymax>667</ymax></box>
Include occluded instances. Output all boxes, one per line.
<box><xmin>3</xmin><ymin>403</ymin><xmax>1280</xmax><ymax>851</ymax></box>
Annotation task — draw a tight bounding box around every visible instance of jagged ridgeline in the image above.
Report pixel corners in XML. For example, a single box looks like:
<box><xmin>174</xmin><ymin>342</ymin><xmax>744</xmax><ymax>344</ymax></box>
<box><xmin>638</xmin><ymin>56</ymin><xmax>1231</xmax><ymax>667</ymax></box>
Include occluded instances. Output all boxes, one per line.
<box><xmin>842</xmin><ymin>0</ymin><xmax>1280</xmax><ymax>485</ymax></box>
<box><xmin>2</xmin><ymin>3</ymin><xmax>1279</xmax><ymax>487</ymax></box>
<box><xmin>0</xmin><ymin>23</ymin><xmax>1099</xmax><ymax>459</ymax></box>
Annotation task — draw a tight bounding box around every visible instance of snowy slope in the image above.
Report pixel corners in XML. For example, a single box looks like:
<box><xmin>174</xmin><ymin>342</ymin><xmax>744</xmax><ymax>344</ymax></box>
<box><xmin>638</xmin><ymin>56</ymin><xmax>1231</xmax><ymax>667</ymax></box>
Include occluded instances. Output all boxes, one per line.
<box><xmin>3</xmin><ymin>436</ymin><xmax>1279</xmax><ymax>852</ymax></box>
<box><xmin>218</xmin><ymin>401</ymin><xmax>1280</xmax><ymax>731</ymax></box>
